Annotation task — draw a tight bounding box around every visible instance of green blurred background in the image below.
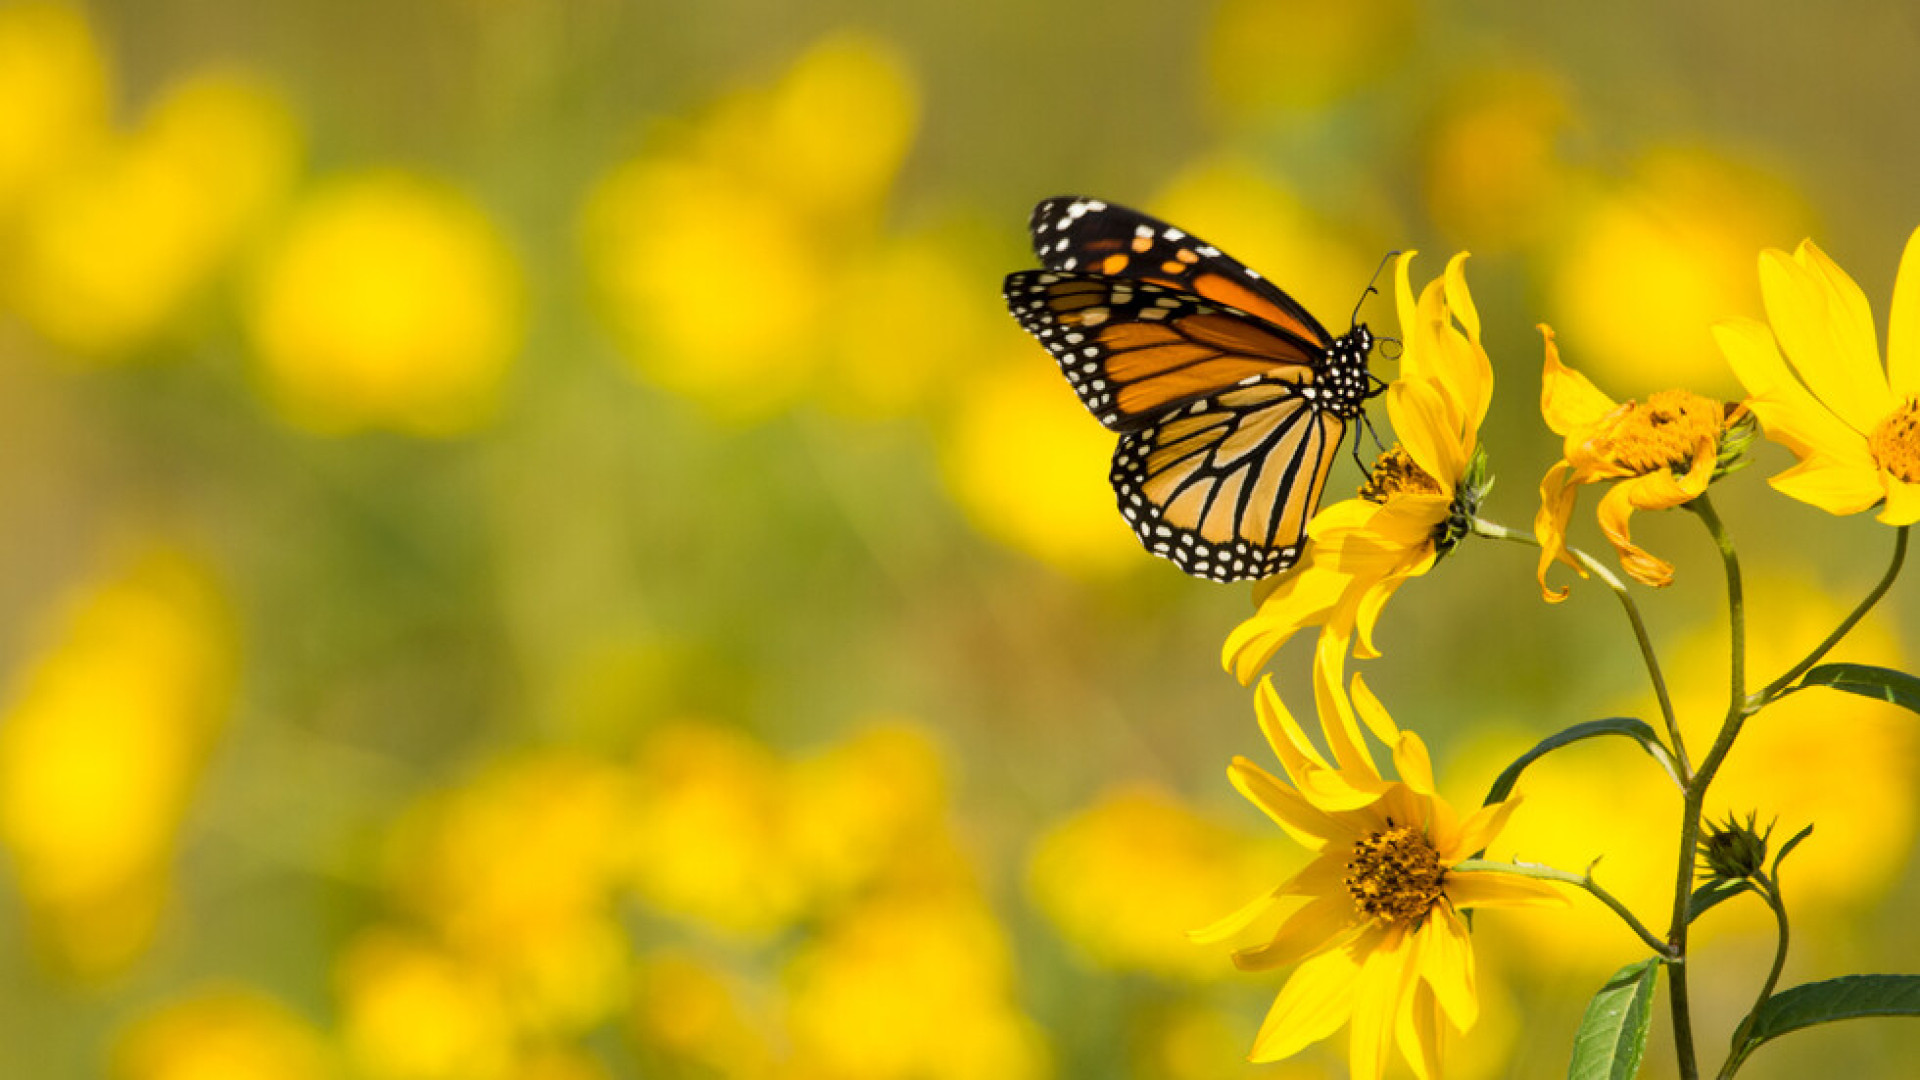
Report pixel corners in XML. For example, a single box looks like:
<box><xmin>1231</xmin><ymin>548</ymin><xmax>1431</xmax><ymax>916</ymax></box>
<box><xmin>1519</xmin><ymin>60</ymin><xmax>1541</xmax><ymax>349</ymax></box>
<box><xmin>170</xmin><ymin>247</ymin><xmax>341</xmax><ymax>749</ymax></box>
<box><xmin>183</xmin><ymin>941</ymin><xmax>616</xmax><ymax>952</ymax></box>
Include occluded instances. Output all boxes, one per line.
<box><xmin>1</xmin><ymin>1</ymin><xmax>1918</xmax><ymax>1077</ymax></box>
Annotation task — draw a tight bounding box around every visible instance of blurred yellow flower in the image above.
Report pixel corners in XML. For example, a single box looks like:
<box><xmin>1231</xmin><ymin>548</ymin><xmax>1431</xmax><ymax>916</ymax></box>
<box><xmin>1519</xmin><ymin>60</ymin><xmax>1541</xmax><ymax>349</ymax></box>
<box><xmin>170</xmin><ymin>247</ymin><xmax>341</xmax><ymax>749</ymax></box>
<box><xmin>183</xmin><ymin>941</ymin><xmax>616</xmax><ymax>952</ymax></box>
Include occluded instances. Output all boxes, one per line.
<box><xmin>247</xmin><ymin>170</ymin><xmax>524</xmax><ymax>435</ymax></box>
<box><xmin>0</xmin><ymin>1</ymin><xmax>109</xmax><ymax>216</ymax></box>
<box><xmin>941</xmin><ymin>359</ymin><xmax>1139</xmax><ymax>577</ymax></box>
<box><xmin>785</xmin><ymin>721</ymin><xmax>949</xmax><ymax>904</ymax></box>
<box><xmin>111</xmin><ymin>986</ymin><xmax>329</xmax><ymax>1080</ymax></box>
<box><xmin>1534</xmin><ymin>326</ymin><xmax>1744</xmax><ymax>598</ymax></box>
<box><xmin>338</xmin><ymin>931</ymin><xmax>513</xmax><ymax>1080</ymax></box>
<box><xmin>387</xmin><ymin>754</ymin><xmax>633</xmax><ymax>1033</ymax></box>
<box><xmin>633</xmin><ymin>950</ymin><xmax>776</xmax><ymax>1079</ymax></box>
<box><xmin>1550</xmin><ymin>149</ymin><xmax>1810</xmax><ymax>392</ymax></box>
<box><xmin>784</xmin><ymin>890</ymin><xmax>1049</xmax><ymax>1080</ymax></box>
<box><xmin>624</xmin><ymin>720</ymin><xmax>809</xmax><ymax>938</ymax></box>
<box><xmin>1422</xmin><ymin>69</ymin><xmax>1573</xmax><ymax>252</ymax></box>
<box><xmin>1225</xmin><ymin>252</ymin><xmax>1491</xmax><ymax>684</ymax></box>
<box><xmin>1717</xmin><ymin>226</ymin><xmax>1920</xmax><ymax>524</ymax></box>
<box><xmin>580</xmin><ymin>32</ymin><xmax>916</xmax><ymax>422</ymax></box>
<box><xmin>1027</xmin><ymin>784</ymin><xmax>1296</xmax><ymax>981</ymax></box>
<box><xmin>1207</xmin><ymin>0</ymin><xmax>1417</xmax><ymax>115</ymax></box>
<box><xmin>9</xmin><ymin>71</ymin><xmax>300</xmax><ymax>358</ymax></box>
<box><xmin>0</xmin><ymin>548</ymin><xmax>237</xmax><ymax>977</ymax></box>
<box><xmin>1193</xmin><ymin>674</ymin><xmax>1560</xmax><ymax>1074</ymax></box>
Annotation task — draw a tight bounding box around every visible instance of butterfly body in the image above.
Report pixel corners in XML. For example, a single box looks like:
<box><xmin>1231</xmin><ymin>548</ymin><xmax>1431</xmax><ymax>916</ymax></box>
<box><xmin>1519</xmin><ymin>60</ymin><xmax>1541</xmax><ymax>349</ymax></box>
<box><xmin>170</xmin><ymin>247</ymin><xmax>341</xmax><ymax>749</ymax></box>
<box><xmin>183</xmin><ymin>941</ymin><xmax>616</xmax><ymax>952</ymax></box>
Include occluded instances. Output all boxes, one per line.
<box><xmin>1002</xmin><ymin>196</ymin><xmax>1380</xmax><ymax>582</ymax></box>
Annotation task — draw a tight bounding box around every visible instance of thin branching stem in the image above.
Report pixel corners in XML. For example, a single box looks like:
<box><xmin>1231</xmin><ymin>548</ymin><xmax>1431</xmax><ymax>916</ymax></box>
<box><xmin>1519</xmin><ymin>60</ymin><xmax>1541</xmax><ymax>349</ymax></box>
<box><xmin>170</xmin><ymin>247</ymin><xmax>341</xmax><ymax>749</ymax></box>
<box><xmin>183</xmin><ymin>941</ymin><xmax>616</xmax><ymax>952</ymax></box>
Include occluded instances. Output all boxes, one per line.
<box><xmin>1757</xmin><ymin>525</ymin><xmax>1909</xmax><ymax>705</ymax></box>
<box><xmin>1469</xmin><ymin>516</ymin><xmax>1690</xmax><ymax>777</ymax></box>
<box><xmin>1454</xmin><ymin>857</ymin><xmax>1672</xmax><ymax>957</ymax></box>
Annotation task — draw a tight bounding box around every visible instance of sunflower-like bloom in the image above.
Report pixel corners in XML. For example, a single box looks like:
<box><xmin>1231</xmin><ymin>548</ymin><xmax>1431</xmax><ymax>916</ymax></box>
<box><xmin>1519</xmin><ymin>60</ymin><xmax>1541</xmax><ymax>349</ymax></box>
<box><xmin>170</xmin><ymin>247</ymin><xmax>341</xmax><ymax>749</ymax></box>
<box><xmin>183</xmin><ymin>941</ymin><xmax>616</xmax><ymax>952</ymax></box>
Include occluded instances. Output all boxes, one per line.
<box><xmin>1224</xmin><ymin>251</ymin><xmax>1492</xmax><ymax>684</ymax></box>
<box><xmin>1533</xmin><ymin>328</ymin><xmax>1748</xmax><ymax>599</ymax></box>
<box><xmin>1715</xmin><ymin>227</ymin><xmax>1920</xmax><ymax>524</ymax></box>
<box><xmin>1194</xmin><ymin>665</ymin><xmax>1562</xmax><ymax>1077</ymax></box>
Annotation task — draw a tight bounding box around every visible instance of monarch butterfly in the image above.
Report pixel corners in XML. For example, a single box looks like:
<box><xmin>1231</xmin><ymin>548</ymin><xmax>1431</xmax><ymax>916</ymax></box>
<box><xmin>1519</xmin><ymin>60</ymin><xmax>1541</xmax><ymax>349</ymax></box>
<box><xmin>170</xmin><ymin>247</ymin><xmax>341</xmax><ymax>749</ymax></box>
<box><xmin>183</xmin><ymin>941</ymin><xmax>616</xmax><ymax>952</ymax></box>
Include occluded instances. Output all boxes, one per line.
<box><xmin>1002</xmin><ymin>196</ymin><xmax>1384</xmax><ymax>582</ymax></box>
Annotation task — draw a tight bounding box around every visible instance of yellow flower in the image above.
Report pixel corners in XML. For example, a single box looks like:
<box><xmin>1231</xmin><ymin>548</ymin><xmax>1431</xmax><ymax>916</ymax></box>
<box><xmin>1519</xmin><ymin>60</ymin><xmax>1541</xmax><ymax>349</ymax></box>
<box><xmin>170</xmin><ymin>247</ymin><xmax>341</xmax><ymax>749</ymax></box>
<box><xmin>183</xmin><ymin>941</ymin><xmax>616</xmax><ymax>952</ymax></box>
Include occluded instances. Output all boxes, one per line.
<box><xmin>1193</xmin><ymin>669</ymin><xmax>1561</xmax><ymax>1076</ymax></box>
<box><xmin>1224</xmin><ymin>251</ymin><xmax>1492</xmax><ymax>683</ymax></box>
<box><xmin>111</xmin><ymin>986</ymin><xmax>328</xmax><ymax>1080</ymax></box>
<box><xmin>1533</xmin><ymin>326</ymin><xmax>1744</xmax><ymax>599</ymax></box>
<box><xmin>0</xmin><ymin>548</ymin><xmax>237</xmax><ymax>978</ymax></box>
<box><xmin>1715</xmin><ymin>226</ymin><xmax>1920</xmax><ymax>524</ymax></box>
<box><xmin>246</xmin><ymin>170</ymin><xmax>524</xmax><ymax>435</ymax></box>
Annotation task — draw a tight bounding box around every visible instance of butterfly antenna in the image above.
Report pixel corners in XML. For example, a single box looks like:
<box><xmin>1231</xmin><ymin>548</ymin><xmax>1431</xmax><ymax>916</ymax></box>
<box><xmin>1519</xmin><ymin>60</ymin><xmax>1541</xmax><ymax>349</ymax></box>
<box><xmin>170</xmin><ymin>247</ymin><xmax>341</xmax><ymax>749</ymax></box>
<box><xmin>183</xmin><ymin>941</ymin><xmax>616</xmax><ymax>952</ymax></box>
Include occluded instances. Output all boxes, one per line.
<box><xmin>1351</xmin><ymin>249</ymin><xmax>1402</xmax><ymax>328</ymax></box>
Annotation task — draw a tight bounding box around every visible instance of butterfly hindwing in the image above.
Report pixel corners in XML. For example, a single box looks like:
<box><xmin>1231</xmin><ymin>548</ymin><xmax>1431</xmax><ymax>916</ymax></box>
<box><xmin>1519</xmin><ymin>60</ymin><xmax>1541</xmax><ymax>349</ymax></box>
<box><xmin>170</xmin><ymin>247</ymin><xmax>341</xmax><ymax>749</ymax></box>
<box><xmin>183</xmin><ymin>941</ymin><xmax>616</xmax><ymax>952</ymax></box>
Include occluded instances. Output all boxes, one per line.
<box><xmin>1026</xmin><ymin>195</ymin><xmax>1335</xmax><ymax>352</ymax></box>
<box><xmin>1111</xmin><ymin>377</ymin><xmax>1347</xmax><ymax>581</ymax></box>
<box><xmin>1003</xmin><ymin>270</ymin><xmax>1324</xmax><ymax>433</ymax></box>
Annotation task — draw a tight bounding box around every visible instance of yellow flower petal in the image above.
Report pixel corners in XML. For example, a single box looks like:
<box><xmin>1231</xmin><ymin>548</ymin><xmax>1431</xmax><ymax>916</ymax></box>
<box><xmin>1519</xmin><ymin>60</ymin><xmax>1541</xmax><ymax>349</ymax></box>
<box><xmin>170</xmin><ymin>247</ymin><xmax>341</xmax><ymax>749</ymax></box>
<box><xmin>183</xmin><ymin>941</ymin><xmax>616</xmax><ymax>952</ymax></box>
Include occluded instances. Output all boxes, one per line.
<box><xmin>1420</xmin><ymin>908</ymin><xmax>1478</xmax><ymax>1031</ymax></box>
<box><xmin>1255</xmin><ymin>676</ymin><xmax>1335</xmax><ymax>777</ymax></box>
<box><xmin>1347</xmin><ymin>926</ymin><xmax>1415</xmax><ymax>1080</ymax></box>
<box><xmin>1446</xmin><ymin>796</ymin><xmax>1523</xmax><ymax>859</ymax></box>
<box><xmin>1878</xmin><ymin>475</ymin><xmax>1920</xmax><ymax>526</ymax></box>
<box><xmin>1538</xmin><ymin>323</ymin><xmax>1617</xmax><ymax>436</ymax></box>
<box><xmin>1233</xmin><ymin>891</ymin><xmax>1361</xmax><ymax>971</ymax></box>
<box><xmin>1396</xmin><ymin>984</ymin><xmax>1446</xmax><ymax>1080</ymax></box>
<box><xmin>1719</xmin><ymin>318</ymin><xmax>1876</xmax><ymax>468</ymax></box>
<box><xmin>1890</xmin><ymin>225</ymin><xmax>1920</xmax><ymax>396</ymax></box>
<box><xmin>1251</xmin><ymin>945</ymin><xmax>1362</xmax><ymax>1063</ymax></box>
<box><xmin>1533</xmin><ymin>459</ymin><xmax>1584</xmax><ymax>602</ymax></box>
<box><xmin>1595</xmin><ymin>480</ymin><xmax>1674</xmax><ymax>588</ymax></box>
<box><xmin>1759</xmin><ymin>244</ymin><xmax>1891</xmax><ymax>434</ymax></box>
<box><xmin>1765</xmin><ymin>456</ymin><xmax>1888</xmax><ymax>515</ymax></box>
<box><xmin>1223</xmin><ymin>565</ymin><xmax>1350</xmax><ymax>684</ymax></box>
<box><xmin>1387</xmin><ymin>730</ymin><xmax>1435</xmax><ymax>797</ymax></box>
<box><xmin>1444</xmin><ymin>871</ymin><xmax>1569</xmax><ymax>910</ymax></box>
<box><xmin>1228</xmin><ymin>758</ymin><xmax>1341</xmax><ymax>850</ymax></box>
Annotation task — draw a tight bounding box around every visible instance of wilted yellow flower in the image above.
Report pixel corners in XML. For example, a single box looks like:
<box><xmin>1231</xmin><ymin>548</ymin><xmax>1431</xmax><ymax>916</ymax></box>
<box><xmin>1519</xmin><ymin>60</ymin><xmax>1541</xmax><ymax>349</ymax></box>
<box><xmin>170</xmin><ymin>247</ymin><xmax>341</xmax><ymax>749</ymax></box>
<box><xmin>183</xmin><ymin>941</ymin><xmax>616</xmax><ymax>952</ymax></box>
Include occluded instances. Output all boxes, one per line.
<box><xmin>0</xmin><ymin>548</ymin><xmax>237</xmax><ymax>977</ymax></box>
<box><xmin>784</xmin><ymin>890</ymin><xmax>1049</xmax><ymax>1080</ymax></box>
<box><xmin>1194</xmin><ymin>672</ymin><xmax>1561</xmax><ymax>1075</ymax></box>
<box><xmin>1225</xmin><ymin>251</ymin><xmax>1491</xmax><ymax>683</ymax></box>
<box><xmin>247</xmin><ymin>170</ymin><xmax>524</xmax><ymax>435</ymax></box>
<box><xmin>338</xmin><ymin>931</ymin><xmax>512</xmax><ymax>1080</ymax></box>
<box><xmin>941</xmin><ymin>359</ymin><xmax>1138</xmax><ymax>577</ymax></box>
<box><xmin>1550</xmin><ymin>148</ymin><xmax>1810</xmax><ymax>391</ymax></box>
<box><xmin>1716</xmin><ymin>226</ymin><xmax>1920</xmax><ymax>524</ymax></box>
<box><xmin>1534</xmin><ymin>326</ymin><xmax>1745</xmax><ymax>597</ymax></box>
<box><xmin>10</xmin><ymin>72</ymin><xmax>300</xmax><ymax>358</ymax></box>
<box><xmin>111</xmin><ymin>986</ymin><xmax>329</xmax><ymax>1080</ymax></box>
<box><xmin>1027</xmin><ymin>784</ymin><xmax>1296</xmax><ymax>981</ymax></box>
<box><xmin>0</xmin><ymin>1</ymin><xmax>109</xmax><ymax>215</ymax></box>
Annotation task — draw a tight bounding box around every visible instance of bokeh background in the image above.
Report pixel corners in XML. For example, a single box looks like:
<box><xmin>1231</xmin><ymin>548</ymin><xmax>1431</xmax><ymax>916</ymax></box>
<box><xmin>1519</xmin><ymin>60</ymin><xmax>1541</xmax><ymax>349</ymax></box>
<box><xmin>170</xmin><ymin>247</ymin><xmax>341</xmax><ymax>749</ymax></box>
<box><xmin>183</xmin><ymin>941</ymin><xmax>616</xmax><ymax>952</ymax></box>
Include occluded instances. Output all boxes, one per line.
<box><xmin>2</xmin><ymin>1</ymin><xmax>1918</xmax><ymax>1077</ymax></box>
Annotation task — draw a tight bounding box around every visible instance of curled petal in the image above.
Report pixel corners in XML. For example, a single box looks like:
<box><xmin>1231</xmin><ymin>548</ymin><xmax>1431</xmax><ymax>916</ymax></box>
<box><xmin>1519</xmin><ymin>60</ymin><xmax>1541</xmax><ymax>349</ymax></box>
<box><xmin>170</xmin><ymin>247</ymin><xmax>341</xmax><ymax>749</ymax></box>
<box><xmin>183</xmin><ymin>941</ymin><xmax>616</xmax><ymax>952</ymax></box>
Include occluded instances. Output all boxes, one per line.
<box><xmin>1594</xmin><ymin>480</ymin><xmax>1674</xmax><ymax>588</ymax></box>
<box><xmin>1533</xmin><ymin>460</ymin><xmax>1584</xmax><ymax>602</ymax></box>
<box><xmin>1538</xmin><ymin>324</ymin><xmax>1617</xmax><ymax>437</ymax></box>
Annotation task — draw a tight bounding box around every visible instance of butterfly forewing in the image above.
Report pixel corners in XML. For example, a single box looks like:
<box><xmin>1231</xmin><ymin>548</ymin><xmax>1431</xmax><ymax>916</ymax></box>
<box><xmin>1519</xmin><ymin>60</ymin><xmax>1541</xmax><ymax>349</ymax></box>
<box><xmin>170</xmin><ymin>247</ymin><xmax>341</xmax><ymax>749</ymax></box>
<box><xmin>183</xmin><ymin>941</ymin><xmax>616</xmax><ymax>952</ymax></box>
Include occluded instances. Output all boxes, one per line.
<box><xmin>1026</xmin><ymin>195</ymin><xmax>1334</xmax><ymax>352</ymax></box>
<box><xmin>1003</xmin><ymin>271</ymin><xmax>1322</xmax><ymax>432</ymax></box>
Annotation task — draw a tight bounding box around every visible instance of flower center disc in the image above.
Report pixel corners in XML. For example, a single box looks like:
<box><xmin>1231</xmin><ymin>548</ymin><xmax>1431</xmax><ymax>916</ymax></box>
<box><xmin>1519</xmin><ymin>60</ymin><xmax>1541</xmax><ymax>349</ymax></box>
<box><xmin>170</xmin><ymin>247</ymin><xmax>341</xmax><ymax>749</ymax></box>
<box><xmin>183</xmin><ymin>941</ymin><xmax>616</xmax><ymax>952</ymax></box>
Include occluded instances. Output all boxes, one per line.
<box><xmin>1346</xmin><ymin>823</ymin><xmax>1445</xmax><ymax>927</ymax></box>
<box><xmin>1869</xmin><ymin>398</ymin><xmax>1920</xmax><ymax>483</ymax></box>
<box><xmin>1359</xmin><ymin>446</ymin><xmax>1443</xmax><ymax>503</ymax></box>
<box><xmin>1598</xmin><ymin>389</ymin><xmax>1724</xmax><ymax>474</ymax></box>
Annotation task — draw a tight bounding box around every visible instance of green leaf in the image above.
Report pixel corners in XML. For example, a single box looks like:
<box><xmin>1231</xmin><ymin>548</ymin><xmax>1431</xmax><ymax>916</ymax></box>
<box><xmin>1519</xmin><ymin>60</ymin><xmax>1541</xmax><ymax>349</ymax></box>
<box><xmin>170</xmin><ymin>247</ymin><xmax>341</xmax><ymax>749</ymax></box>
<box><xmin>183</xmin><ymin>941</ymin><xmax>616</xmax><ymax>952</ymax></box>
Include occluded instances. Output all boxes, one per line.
<box><xmin>1483</xmin><ymin>718</ymin><xmax>1674</xmax><ymax>806</ymax></box>
<box><xmin>1734</xmin><ymin>975</ymin><xmax>1920</xmax><ymax>1065</ymax></box>
<box><xmin>1797</xmin><ymin>663</ymin><xmax>1920</xmax><ymax>713</ymax></box>
<box><xmin>1567</xmin><ymin>958</ymin><xmax>1660</xmax><ymax>1080</ymax></box>
<box><xmin>1688</xmin><ymin>878</ymin><xmax>1751</xmax><ymax>923</ymax></box>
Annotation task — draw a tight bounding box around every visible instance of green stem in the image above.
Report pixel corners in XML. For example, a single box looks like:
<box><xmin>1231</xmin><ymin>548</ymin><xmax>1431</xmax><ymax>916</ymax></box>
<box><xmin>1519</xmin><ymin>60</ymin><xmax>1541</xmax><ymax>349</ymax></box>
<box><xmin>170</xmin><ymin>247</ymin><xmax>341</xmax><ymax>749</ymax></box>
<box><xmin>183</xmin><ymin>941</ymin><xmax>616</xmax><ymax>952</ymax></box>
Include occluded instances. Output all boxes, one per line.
<box><xmin>1454</xmin><ymin>857</ymin><xmax>1672</xmax><ymax>958</ymax></box>
<box><xmin>1717</xmin><ymin>872</ymin><xmax>1792</xmax><ymax>1080</ymax></box>
<box><xmin>1756</xmin><ymin>525</ymin><xmax>1909</xmax><ymax>705</ymax></box>
<box><xmin>1470</xmin><ymin>516</ymin><xmax>1690</xmax><ymax>778</ymax></box>
<box><xmin>1665</xmin><ymin>495</ymin><xmax>1747</xmax><ymax>1080</ymax></box>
